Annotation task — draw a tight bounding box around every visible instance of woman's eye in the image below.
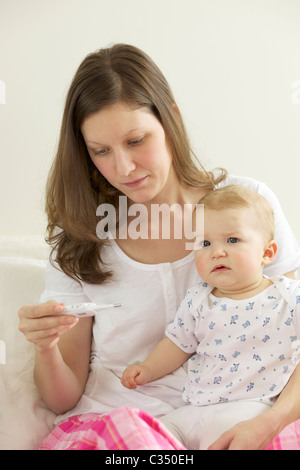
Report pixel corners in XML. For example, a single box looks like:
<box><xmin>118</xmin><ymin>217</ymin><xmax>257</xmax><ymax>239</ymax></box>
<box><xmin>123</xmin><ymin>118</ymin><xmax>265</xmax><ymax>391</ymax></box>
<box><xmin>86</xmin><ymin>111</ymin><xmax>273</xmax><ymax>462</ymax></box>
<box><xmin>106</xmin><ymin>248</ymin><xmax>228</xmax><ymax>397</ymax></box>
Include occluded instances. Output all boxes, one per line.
<box><xmin>227</xmin><ymin>237</ymin><xmax>239</xmax><ymax>243</ymax></box>
<box><xmin>94</xmin><ymin>148</ymin><xmax>109</xmax><ymax>156</ymax></box>
<box><xmin>129</xmin><ymin>136</ymin><xmax>144</xmax><ymax>146</ymax></box>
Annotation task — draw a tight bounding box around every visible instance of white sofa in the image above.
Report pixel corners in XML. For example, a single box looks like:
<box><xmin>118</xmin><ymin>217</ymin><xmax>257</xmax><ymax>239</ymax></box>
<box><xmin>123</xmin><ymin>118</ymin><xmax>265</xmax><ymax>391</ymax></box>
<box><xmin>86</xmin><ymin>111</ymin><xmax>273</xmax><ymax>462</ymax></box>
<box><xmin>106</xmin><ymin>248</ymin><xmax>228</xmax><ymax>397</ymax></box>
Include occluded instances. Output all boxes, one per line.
<box><xmin>0</xmin><ymin>236</ymin><xmax>56</xmax><ymax>450</ymax></box>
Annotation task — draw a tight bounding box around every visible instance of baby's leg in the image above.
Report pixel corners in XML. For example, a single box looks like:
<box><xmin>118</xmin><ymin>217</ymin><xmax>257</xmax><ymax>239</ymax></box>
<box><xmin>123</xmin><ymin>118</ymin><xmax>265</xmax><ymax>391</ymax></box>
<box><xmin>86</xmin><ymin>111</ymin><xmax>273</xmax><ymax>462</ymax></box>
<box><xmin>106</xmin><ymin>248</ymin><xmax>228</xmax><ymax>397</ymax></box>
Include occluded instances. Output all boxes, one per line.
<box><xmin>197</xmin><ymin>401</ymin><xmax>271</xmax><ymax>450</ymax></box>
<box><xmin>160</xmin><ymin>401</ymin><xmax>271</xmax><ymax>450</ymax></box>
<box><xmin>159</xmin><ymin>406</ymin><xmax>204</xmax><ymax>448</ymax></box>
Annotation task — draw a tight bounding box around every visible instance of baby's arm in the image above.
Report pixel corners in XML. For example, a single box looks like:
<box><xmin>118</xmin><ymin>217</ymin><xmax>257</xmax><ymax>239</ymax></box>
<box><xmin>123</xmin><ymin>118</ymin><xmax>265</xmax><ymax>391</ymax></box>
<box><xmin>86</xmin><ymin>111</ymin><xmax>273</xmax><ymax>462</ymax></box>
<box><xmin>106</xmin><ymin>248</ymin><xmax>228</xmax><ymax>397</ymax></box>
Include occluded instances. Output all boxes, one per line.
<box><xmin>121</xmin><ymin>337</ymin><xmax>191</xmax><ymax>389</ymax></box>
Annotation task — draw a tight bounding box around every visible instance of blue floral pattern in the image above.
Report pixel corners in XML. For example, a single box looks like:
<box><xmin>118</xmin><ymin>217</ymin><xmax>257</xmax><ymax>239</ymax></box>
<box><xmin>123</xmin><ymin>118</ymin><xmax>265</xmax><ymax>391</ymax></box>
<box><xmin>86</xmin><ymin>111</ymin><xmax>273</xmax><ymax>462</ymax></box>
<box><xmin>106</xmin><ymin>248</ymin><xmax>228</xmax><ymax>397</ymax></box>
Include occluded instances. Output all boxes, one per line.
<box><xmin>165</xmin><ymin>277</ymin><xmax>300</xmax><ymax>406</ymax></box>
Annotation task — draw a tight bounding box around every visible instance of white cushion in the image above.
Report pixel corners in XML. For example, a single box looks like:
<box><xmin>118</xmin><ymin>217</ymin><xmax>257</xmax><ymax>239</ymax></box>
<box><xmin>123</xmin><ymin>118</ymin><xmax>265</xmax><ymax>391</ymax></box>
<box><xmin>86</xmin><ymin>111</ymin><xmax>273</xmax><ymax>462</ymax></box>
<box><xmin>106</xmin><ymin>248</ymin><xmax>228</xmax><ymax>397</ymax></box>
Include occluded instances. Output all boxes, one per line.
<box><xmin>0</xmin><ymin>255</ymin><xmax>56</xmax><ymax>449</ymax></box>
<box><xmin>0</xmin><ymin>235</ymin><xmax>50</xmax><ymax>259</ymax></box>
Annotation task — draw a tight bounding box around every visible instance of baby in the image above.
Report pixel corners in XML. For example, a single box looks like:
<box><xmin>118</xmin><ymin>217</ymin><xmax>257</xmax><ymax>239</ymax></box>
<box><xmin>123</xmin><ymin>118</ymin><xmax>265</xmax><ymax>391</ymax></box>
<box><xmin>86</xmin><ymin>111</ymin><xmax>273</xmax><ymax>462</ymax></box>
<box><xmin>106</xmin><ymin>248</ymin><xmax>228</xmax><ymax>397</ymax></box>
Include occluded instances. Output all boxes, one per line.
<box><xmin>121</xmin><ymin>185</ymin><xmax>300</xmax><ymax>449</ymax></box>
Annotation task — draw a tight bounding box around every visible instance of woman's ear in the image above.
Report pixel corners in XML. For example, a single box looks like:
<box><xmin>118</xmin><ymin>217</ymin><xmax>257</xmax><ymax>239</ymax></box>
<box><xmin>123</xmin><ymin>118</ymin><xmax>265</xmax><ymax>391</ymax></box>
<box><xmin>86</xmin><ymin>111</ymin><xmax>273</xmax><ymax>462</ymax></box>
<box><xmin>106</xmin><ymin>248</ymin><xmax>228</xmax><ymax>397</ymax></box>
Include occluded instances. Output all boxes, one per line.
<box><xmin>262</xmin><ymin>240</ymin><xmax>278</xmax><ymax>266</ymax></box>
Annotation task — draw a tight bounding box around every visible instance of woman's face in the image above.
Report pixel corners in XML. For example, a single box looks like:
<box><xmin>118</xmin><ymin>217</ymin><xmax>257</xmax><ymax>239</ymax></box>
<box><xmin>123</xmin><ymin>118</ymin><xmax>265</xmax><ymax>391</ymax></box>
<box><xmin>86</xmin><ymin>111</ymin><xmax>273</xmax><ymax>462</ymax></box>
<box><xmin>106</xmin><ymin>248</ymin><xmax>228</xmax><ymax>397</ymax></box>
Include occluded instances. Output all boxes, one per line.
<box><xmin>81</xmin><ymin>102</ymin><xmax>177</xmax><ymax>204</ymax></box>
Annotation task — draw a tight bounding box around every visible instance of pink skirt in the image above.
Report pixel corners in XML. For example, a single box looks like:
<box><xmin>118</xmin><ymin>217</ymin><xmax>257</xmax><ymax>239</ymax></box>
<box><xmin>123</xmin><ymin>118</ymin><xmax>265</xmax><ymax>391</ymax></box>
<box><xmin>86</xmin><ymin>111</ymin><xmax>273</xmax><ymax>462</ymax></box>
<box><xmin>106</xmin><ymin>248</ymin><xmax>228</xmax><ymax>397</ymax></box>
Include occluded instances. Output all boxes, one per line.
<box><xmin>39</xmin><ymin>407</ymin><xmax>186</xmax><ymax>450</ymax></box>
<box><xmin>39</xmin><ymin>406</ymin><xmax>300</xmax><ymax>450</ymax></box>
<box><xmin>266</xmin><ymin>420</ymin><xmax>300</xmax><ymax>450</ymax></box>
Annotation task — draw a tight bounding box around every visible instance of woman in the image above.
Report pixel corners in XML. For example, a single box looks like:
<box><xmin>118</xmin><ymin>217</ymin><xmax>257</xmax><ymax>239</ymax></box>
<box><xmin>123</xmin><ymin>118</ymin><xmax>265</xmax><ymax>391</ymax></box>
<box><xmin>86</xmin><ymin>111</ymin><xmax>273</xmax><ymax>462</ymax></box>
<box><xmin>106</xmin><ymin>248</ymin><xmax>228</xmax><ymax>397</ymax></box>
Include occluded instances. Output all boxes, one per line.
<box><xmin>18</xmin><ymin>44</ymin><xmax>300</xmax><ymax>450</ymax></box>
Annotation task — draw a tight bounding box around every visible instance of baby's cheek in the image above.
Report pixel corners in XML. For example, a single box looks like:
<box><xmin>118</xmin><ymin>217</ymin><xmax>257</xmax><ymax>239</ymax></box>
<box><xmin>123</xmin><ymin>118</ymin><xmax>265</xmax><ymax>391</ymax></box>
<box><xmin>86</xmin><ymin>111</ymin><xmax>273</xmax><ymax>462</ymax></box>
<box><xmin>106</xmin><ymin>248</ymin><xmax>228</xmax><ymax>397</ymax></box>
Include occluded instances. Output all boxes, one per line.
<box><xmin>194</xmin><ymin>253</ymin><xmax>207</xmax><ymax>277</ymax></box>
<box><xmin>234</xmin><ymin>251</ymin><xmax>258</xmax><ymax>272</ymax></box>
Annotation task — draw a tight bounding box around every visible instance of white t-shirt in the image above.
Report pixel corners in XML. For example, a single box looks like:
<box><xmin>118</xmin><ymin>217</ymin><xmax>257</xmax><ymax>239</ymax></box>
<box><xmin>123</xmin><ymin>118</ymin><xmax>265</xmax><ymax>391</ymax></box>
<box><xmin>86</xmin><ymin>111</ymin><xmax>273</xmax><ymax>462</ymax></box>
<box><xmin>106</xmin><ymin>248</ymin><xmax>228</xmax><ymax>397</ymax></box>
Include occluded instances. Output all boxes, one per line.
<box><xmin>165</xmin><ymin>276</ymin><xmax>300</xmax><ymax>406</ymax></box>
<box><xmin>40</xmin><ymin>175</ymin><xmax>300</xmax><ymax>422</ymax></box>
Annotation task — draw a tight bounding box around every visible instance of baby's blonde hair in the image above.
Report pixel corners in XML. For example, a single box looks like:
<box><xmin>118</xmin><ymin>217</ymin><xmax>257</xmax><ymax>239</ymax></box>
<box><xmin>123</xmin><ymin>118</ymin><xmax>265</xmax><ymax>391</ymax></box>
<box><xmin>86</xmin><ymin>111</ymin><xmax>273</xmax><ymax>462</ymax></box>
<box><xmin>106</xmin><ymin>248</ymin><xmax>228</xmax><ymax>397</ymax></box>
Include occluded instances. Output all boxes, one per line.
<box><xmin>199</xmin><ymin>185</ymin><xmax>274</xmax><ymax>241</ymax></box>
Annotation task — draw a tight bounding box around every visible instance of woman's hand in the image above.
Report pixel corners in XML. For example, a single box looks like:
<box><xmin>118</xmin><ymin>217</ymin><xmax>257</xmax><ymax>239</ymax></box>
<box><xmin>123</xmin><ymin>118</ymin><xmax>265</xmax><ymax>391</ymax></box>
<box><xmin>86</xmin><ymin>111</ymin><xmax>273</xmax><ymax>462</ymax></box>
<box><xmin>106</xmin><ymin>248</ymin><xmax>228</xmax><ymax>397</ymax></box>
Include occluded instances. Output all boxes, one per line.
<box><xmin>18</xmin><ymin>300</ymin><xmax>79</xmax><ymax>353</ymax></box>
<box><xmin>208</xmin><ymin>408</ymin><xmax>282</xmax><ymax>450</ymax></box>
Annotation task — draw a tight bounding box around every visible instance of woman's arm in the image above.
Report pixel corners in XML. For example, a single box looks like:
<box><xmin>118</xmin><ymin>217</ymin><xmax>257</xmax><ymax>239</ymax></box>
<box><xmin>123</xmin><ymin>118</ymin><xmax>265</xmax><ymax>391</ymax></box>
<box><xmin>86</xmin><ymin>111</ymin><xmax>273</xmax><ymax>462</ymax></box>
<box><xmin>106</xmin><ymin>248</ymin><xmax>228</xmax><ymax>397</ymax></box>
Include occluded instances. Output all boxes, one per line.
<box><xmin>268</xmin><ymin>361</ymin><xmax>300</xmax><ymax>431</ymax></box>
<box><xmin>19</xmin><ymin>301</ymin><xmax>93</xmax><ymax>414</ymax></box>
<box><xmin>209</xmin><ymin>363</ymin><xmax>300</xmax><ymax>450</ymax></box>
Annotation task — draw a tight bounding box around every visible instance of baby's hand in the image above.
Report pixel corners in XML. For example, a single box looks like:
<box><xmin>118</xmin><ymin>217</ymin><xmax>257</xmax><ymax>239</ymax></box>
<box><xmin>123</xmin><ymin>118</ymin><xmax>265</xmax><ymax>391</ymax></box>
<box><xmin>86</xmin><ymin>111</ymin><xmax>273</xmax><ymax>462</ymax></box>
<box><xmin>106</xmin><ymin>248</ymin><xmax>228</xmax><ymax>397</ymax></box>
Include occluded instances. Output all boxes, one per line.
<box><xmin>121</xmin><ymin>364</ymin><xmax>151</xmax><ymax>389</ymax></box>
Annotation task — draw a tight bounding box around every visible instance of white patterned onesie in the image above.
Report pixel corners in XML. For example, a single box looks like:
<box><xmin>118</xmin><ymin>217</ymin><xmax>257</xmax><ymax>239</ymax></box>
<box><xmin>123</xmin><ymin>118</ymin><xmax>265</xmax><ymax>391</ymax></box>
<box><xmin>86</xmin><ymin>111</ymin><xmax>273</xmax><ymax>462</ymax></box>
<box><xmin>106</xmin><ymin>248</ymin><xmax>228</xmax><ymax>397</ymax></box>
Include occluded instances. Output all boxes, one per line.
<box><xmin>160</xmin><ymin>276</ymin><xmax>300</xmax><ymax>449</ymax></box>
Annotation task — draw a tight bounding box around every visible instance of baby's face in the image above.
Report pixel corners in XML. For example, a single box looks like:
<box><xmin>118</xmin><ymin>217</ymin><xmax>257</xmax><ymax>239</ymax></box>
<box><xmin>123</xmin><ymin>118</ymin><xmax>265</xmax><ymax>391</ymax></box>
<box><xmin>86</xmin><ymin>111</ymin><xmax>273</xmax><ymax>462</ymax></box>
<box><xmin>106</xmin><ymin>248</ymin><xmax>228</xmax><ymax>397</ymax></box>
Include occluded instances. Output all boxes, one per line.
<box><xmin>194</xmin><ymin>207</ymin><xmax>268</xmax><ymax>294</ymax></box>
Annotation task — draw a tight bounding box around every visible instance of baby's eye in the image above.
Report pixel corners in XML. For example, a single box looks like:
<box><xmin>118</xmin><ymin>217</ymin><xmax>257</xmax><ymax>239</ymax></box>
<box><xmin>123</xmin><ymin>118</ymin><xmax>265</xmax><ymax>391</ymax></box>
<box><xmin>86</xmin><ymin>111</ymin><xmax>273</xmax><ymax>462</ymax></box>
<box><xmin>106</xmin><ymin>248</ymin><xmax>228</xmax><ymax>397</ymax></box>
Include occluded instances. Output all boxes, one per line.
<box><xmin>202</xmin><ymin>240</ymin><xmax>211</xmax><ymax>247</ymax></box>
<box><xmin>227</xmin><ymin>237</ymin><xmax>239</xmax><ymax>244</ymax></box>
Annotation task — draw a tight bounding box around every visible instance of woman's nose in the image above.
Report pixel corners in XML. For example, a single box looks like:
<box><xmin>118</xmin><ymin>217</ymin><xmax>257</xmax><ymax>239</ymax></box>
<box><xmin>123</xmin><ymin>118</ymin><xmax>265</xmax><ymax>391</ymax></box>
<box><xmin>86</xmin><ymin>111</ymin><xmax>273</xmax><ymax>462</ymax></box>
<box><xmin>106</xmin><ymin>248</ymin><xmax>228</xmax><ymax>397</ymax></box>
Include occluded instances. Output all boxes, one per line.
<box><xmin>114</xmin><ymin>152</ymin><xmax>136</xmax><ymax>176</ymax></box>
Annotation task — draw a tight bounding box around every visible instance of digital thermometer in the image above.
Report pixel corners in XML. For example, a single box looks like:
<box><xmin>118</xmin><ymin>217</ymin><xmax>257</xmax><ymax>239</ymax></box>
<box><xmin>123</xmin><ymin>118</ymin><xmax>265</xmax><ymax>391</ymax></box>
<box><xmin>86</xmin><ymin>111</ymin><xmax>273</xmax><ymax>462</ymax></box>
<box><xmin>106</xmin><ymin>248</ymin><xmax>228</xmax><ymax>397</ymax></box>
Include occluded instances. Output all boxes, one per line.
<box><xmin>61</xmin><ymin>302</ymin><xmax>122</xmax><ymax>317</ymax></box>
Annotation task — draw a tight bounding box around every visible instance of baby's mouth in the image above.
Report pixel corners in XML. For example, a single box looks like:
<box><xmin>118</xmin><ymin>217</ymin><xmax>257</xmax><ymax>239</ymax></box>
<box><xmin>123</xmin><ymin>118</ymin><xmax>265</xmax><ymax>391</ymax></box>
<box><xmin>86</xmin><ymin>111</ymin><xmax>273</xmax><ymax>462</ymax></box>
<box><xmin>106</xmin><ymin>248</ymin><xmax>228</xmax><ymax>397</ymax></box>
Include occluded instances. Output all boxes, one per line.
<box><xmin>212</xmin><ymin>265</ymin><xmax>230</xmax><ymax>273</ymax></box>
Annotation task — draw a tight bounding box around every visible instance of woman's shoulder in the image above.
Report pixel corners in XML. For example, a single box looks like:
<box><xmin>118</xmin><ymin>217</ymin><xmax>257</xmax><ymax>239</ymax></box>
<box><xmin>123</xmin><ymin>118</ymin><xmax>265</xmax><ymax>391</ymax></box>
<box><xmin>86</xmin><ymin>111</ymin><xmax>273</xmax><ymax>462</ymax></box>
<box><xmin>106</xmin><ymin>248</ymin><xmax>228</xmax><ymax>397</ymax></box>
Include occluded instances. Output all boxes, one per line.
<box><xmin>215</xmin><ymin>173</ymin><xmax>279</xmax><ymax>208</ymax></box>
<box><xmin>215</xmin><ymin>173</ymin><xmax>264</xmax><ymax>191</ymax></box>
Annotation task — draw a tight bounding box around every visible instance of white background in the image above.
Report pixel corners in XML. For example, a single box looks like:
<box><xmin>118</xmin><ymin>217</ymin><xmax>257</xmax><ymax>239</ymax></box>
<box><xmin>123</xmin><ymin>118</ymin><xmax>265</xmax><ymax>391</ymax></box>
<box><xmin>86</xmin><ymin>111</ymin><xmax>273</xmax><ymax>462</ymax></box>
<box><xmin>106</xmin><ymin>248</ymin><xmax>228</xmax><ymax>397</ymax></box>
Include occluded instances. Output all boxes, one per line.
<box><xmin>0</xmin><ymin>0</ymin><xmax>299</xmax><ymax>241</ymax></box>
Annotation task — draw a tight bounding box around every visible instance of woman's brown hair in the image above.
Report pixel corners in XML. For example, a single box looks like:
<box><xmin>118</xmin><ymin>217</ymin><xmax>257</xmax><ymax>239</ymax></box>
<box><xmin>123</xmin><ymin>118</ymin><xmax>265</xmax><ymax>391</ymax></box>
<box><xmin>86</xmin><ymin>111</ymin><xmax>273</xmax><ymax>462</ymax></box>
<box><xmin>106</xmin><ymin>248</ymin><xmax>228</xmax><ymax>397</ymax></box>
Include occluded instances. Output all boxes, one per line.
<box><xmin>46</xmin><ymin>43</ymin><xmax>227</xmax><ymax>284</ymax></box>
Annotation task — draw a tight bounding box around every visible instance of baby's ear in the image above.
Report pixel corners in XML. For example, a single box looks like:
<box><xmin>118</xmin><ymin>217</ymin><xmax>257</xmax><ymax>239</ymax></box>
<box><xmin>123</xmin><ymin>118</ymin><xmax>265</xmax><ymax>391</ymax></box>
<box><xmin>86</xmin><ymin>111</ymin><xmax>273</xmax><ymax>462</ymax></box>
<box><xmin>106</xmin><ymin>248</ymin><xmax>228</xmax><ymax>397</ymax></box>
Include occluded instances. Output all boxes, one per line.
<box><xmin>262</xmin><ymin>240</ymin><xmax>278</xmax><ymax>266</ymax></box>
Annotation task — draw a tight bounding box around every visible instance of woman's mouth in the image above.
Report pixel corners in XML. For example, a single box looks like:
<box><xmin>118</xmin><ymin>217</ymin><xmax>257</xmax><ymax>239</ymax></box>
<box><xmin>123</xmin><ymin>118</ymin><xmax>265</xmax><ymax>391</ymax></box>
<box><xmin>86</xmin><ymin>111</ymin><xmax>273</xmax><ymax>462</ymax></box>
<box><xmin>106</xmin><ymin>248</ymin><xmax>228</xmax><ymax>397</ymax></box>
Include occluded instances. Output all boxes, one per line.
<box><xmin>123</xmin><ymin>176</ymin><xmax>148</xmax><ymax>188</ymax></box>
